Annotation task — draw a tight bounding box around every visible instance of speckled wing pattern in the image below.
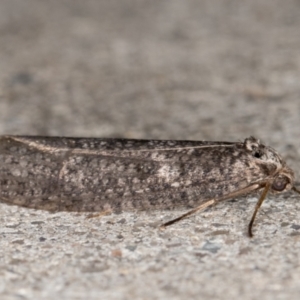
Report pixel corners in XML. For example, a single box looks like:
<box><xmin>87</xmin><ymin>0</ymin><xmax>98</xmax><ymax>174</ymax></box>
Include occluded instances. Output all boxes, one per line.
<box><xmin>0</xmin><ymin>135</ymin><xmax>284</xmax><ymax>214</ymax></box>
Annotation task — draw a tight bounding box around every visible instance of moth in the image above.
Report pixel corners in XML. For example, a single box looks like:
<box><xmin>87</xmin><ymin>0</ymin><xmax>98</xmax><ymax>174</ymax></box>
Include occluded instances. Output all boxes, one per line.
<box><xmin>0</xmin><ymin>135</ymin><xmax>298</xmax><ymax>237</ymax></box>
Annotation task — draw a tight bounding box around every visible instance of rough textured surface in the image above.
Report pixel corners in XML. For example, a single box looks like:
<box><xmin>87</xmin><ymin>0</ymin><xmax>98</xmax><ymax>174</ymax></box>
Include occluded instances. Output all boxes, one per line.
<box><xmin>0</xmin><ymin>1</ymin><xmax>300</xmax><ymax>299</ymax></box>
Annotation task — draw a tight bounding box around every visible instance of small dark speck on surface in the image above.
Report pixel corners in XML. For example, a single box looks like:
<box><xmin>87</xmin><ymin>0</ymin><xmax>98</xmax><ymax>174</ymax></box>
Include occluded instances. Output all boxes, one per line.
<box><xmin>131</xmin><ymin>226</ymin><xmax>141</xmax><ymax>232</ymax></box>
<box><xmin>289</xmin><ymin>232</ymin><xmax>300</xmax><ymax>237</ymax></box>
<box><xmin>81</xmin><ymin>263</ymin><xmax>109</xmax><ymax>273</ymax></box>
<box><xmin>39</xmin><ymin>237</ymin><xmax>46</xmax><ymax>242</ymax></box>
<box><xmin>5</xmin><ymin>223</ymin><xmax>20</xmax><ymax>228</ymax></box>
<box><xmin>210</xmin><ymin>230</ymin><xmax>230</xmax><ymax>236</ymax></box>
<box><xmin>148</xmin><ymin>221</ymin><xmax>162</xmax><ymax>228</ymax></box>
<box><xmin>31</xmin><ymin>221</ymin><xmax>45</xmax><ymax>225</ymax></box>
<box><xmin>202</xmin><ymin>241</ymin><xmax>222</xmax><ymax>253</ymax></box>
<box><xmin>12</xmin><ymin>239</ymin><xmax>24</xmax><ymax>245</ymax></box>
<box><xmin>291</xmin><ymin>224</ymin><xmax>300</xmax><ymax>230</ymax></box>
<box><xmin>111</xmin><ymin>249</ymin><xmax>122</xmax><ymax>258</ymax></box>
<box><xmin>194</xmin><ymin>227</ymin><xmax>207</xmax><ymax>233</ymax></box>
<box><xmin>239</xmin><ymin>247</ymin><xmax>252</xmax><ymax>255</ymax></box>
<box><xmin>211</xmin><ymin>223</ymin><xmax>227</xmax><ymax>228</ymax></box>
<box><xmin>166</xmin><ymin>242</ymin><xmax>182</xmax><ymax>248</ymax></box>
<box><xmin>106</xmin><ymin>220</ymin><xmax>115</xmax><ymax>225</ymax></box>
<box><xmin>194</xmin><ymin>252</ymin><xmax>208</xmax><ymax>259</ymax></box>
<box><xmin>10</xmin><ymin>72</ymin><xmax>33</xmax><ymax>85</ymax></box>
<box><xmin>117</xmin><ymin>218</ymin><xmax>126</xmax><ymax>224</ymax></box>
<box><xmin>125</xmin><ymin>245</ymin><xmax>137</xmax><ymax>251</ymax></box>
<box><xmin>10</xmin><ymin>259</ymin><xmax>26</xmax><ymax>265</ymax></box>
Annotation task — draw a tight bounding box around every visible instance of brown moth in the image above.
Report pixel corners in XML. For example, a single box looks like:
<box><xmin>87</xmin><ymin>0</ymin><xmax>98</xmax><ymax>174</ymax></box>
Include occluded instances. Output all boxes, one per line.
<box><xmin>0</xmin><ymin>135</ymin><xmax>298</xmax><ymax>237</ymax></box>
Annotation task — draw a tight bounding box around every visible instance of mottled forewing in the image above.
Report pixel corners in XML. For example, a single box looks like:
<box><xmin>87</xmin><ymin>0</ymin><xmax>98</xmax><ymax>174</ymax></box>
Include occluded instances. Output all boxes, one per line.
<box><xmin>0</xmin><ymin>136</ymin><xmax>268</xmax><ymax>212</ymax></box>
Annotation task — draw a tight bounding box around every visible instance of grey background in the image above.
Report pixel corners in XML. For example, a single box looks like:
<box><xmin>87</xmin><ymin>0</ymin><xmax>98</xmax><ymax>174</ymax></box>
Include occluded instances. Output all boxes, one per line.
<box><xmin>1</xmin><ymin>1</ymin><xmax>300</xmax><ymax>299</ymax></box>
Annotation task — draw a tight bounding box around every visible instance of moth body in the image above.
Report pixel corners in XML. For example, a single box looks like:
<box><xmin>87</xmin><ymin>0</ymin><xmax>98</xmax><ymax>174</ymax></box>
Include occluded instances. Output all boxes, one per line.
<box><xmin>0</xmin><ymin>135</ymin><xmax>297</xmax><ymax>236</ymax></box>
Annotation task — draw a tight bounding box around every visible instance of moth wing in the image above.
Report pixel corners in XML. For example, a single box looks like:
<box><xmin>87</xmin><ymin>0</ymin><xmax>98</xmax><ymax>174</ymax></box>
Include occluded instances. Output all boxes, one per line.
<box><xmin>58</xmin><ymin>144</ymin><xmax>267</xmax><ymax>211</ymax></box>
<box><xmin>0</xmin><ymin>136</ymin><xmax>268</xmax><ymax>212</ymax></box>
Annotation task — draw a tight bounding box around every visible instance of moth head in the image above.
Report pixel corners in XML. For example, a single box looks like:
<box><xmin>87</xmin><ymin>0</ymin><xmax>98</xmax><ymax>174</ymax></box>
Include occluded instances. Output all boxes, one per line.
<box><xmin>245</xmin><ymin>137</ymin><xmax>281</xmax><ymax>162</ymax></box>
<box><xmin>244</xmin><ymin>137</ymin><xmax>298</xmax><ymax>194</ymax></box>
<box><xmin>244</xmin><ymin>136</ymin><xmax>285</xmax><ymax>174</ymax></box>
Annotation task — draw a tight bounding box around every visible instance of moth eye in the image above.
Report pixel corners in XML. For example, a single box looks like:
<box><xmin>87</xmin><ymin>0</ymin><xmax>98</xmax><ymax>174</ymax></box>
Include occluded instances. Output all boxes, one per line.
<box><xmin>272</xmin><ymin>177</ymin><xmax>289</xmax><ymax>192</ymax></box>
<box><xmin>252</xmin><ymin>149</ymin><xmax>263</xmax><ymax>159</ymax></box>
<box><xmin>253</xmin><ymin>151</ymin><xmax>261</xmax><ymax>159</ymax></box>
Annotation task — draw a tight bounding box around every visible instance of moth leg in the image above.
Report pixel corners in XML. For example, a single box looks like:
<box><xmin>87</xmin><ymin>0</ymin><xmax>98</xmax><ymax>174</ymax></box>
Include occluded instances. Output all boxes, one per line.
<box><xmin>248</xmin><ymin>183</ymin><xmax>270</xmax><ymax>238</ymax></box>
<box><xmin>248</xmin><ymin>185</ymin><xmax>300</xmax><ymax>237</ymax></box>
<box><xmin>160</xmin><ymin>199</ymin><xmax>215</xmax><ymax>228</ymax></box>
<box><xmin>160</xmin><ymin>183</ymin><xmax>262</xmax><ymax>230</ymax></box>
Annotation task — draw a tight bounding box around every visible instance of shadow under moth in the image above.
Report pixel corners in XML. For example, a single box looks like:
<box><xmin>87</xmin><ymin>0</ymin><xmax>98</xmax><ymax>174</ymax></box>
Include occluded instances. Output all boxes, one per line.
<box><xmin>0</xmin><ymin>135</ymin><xmax>299</xmax><ymax>237</ymax></box>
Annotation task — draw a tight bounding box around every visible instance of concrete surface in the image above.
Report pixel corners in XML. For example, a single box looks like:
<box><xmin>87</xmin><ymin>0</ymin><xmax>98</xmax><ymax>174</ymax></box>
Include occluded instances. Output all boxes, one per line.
<box><xmin>1</xmin><ymin>0</ymin><xmax>300</xmax><ymax>299</ymax></box>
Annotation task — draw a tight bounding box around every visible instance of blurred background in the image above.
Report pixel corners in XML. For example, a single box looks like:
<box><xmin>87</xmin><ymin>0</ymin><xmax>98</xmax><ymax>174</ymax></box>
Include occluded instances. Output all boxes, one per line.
<box><xmin>1</xmin><ymin>1</ymin><xmax>300</xmax><ymax>299</ymax></box>
<box><xmin>1</xmin><ymin>0</ymin><xmax>299</xmax><ymax>144</ymax></box>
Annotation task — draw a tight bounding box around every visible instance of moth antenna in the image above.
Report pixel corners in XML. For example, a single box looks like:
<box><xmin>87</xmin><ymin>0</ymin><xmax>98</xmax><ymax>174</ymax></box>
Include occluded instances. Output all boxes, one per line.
<box><xmin>160</xmin><ymin>199</ymin><xmax>215</xmax><ymax>228</ymax></box>
<box><xmin>292</xmin><ymin>186</ymin><xmax>300</xmax><ymax>194</ymax></box>
<box><xmin>248</xmin><ymin>183</ymin><xmax>270</xmax><ymax>238</ymax></box>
